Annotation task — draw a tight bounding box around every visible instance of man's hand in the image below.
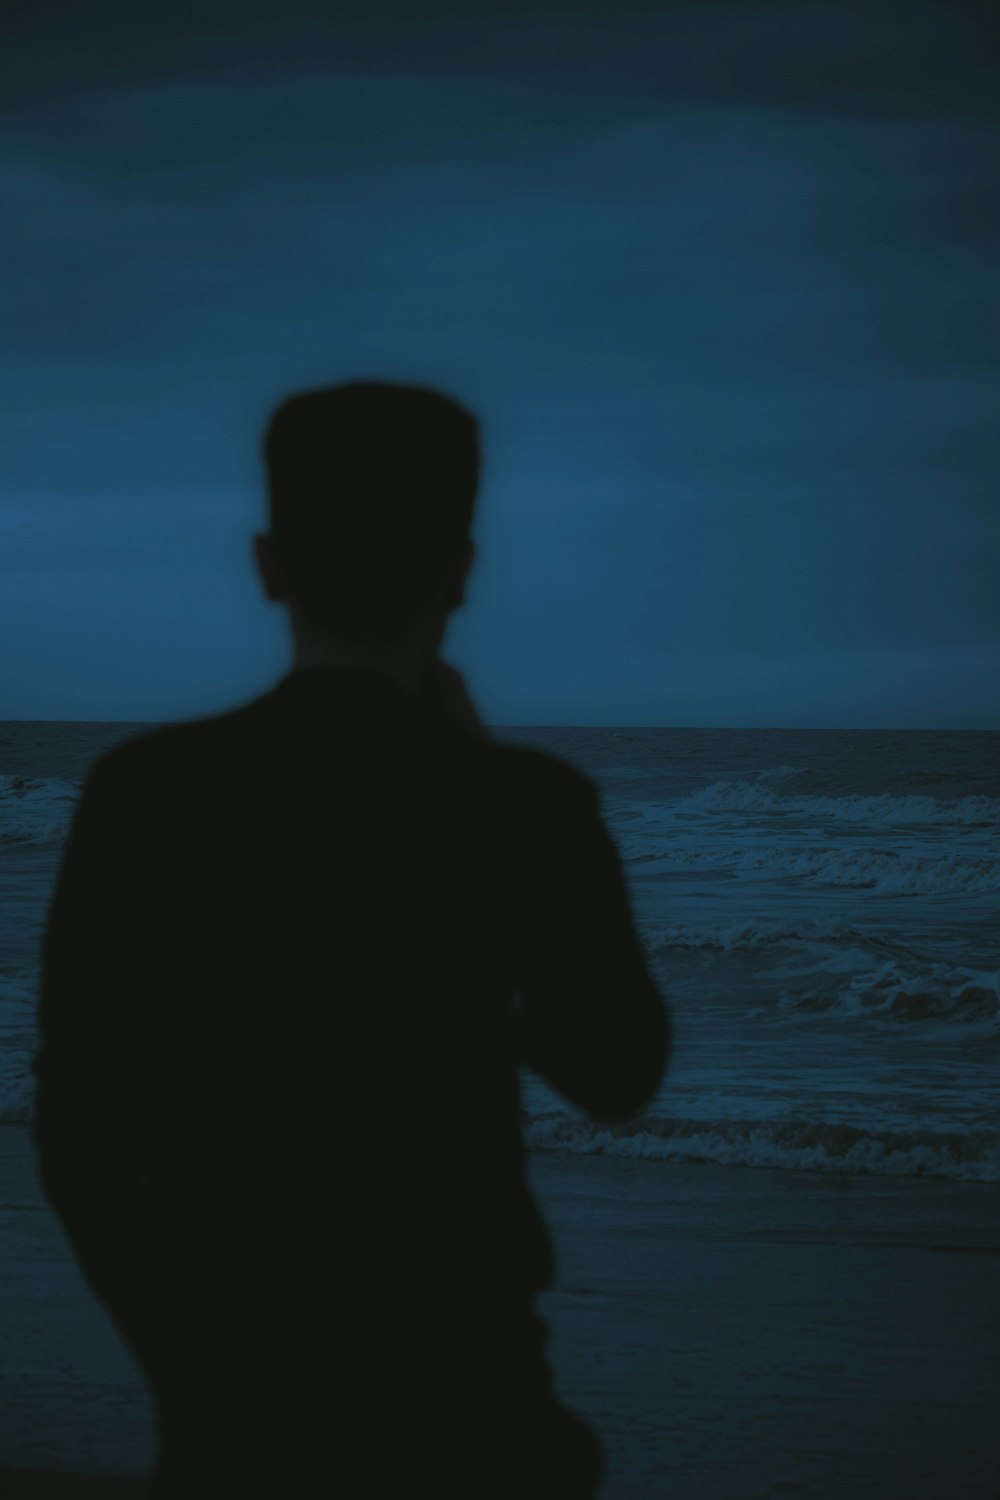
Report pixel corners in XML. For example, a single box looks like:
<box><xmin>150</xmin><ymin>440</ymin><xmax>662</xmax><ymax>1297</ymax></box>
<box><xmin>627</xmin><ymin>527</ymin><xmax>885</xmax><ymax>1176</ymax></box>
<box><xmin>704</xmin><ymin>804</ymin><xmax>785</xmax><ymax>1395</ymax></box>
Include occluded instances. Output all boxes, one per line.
<box><xmin>419</xmin><ymin>658</ymin><xmax>489</xmax><ymax>738</ymax></box>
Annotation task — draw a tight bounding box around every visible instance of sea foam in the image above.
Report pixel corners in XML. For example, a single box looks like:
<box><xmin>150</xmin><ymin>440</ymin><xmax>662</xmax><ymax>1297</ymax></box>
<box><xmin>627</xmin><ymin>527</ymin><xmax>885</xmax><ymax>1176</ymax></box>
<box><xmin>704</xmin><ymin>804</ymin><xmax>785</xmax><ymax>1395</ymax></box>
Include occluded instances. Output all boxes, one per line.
<box><xmin>675</xmin><ymin>777</ymin><xmax>1000</xmax><ymax>827</ymax></box>
<box><xmin>636</xmin><ymin>841</ymin><xmax>1000</xmax><ymax>895</ymax></box>
<box><xmin>525</xmin><ymin>1112</ymin><xmax>1000</xmax><ymax>1182</ymax></box>
<box><xmin>0</xmin><ymin>776</ymin><xmax>80</xmax><ymax>846</ymax></box>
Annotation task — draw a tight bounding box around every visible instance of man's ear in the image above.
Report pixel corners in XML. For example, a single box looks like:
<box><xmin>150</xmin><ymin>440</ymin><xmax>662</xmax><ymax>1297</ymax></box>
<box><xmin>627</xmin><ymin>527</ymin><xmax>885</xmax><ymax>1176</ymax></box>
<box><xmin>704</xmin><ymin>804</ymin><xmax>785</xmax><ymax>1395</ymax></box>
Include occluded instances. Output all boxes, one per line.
<box><xmin>253</xmin><ymin>532</ymin><xmax>289</xmax><ymax>603</ymax></box>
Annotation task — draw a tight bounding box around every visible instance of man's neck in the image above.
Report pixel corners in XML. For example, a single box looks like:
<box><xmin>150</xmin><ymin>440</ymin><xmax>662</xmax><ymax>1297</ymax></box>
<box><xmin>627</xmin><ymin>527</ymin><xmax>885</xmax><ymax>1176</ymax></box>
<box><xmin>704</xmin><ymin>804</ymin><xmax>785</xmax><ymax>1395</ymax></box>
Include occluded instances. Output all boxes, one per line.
<box><xmin>289</xmin><ymin>611</ymin><xmax>445</xmax><ymax>697</ymax></box>
<box><xmin>290</xmin><ymin>644</ymin><xmax>416</xmax><ymax>694</ymax></box>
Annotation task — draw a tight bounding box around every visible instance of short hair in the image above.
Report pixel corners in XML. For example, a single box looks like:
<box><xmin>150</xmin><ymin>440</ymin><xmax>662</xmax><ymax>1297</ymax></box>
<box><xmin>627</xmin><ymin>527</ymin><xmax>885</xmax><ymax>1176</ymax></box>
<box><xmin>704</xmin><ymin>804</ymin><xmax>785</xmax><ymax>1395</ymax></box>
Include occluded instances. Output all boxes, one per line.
<box><xmin>263</xmin><ymin>380</ymin><xmax>479</xmax><ymax>642</ymax></box>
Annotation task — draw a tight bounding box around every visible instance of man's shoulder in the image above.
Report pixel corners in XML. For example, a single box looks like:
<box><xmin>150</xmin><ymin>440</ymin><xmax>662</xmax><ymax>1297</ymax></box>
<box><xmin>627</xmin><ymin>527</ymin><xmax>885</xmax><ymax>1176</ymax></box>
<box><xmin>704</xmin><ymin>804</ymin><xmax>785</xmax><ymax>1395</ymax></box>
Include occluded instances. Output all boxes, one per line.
<box><xmin>476</xmin><ymin>738</ymin><xmax>598</xmax><ymax>810</ymax></box>
<box><xmin>83</xmin><ymin>701</ymin><xmax>259</xmax><ymax>788</ymax></box>
<box><xmin>84</xmin><ymin>702</ymin><xmax>599</xmax><ymax>815</ymax></box>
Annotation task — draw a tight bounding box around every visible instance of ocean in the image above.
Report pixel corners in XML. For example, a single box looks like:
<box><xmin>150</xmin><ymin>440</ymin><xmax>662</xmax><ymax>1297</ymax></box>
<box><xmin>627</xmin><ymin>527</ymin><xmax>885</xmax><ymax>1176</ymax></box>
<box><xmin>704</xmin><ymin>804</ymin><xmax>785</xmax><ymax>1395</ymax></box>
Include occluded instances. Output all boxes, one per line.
<box><xmin>2</xmin><ymin>719</ymin><xmax>998</xmax><ymax>1185</ymax></box>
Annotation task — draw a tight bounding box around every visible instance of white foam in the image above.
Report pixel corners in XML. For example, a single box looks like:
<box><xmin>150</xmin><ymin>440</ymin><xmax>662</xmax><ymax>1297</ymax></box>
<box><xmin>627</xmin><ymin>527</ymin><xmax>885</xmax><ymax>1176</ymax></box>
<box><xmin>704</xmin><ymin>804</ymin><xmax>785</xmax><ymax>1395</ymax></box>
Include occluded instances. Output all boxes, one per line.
<box><xmin>638</xmin><ymin>841</ymin><xmax>1000</xmax><ymax>895</ymax></box>
<box><xmin>639</xmin><ymin>914</ymin><xmax>857</xmax><ymax>952</ymax></box>
<box><xmin>779</xmin><ymin>959</ymin><xmax>1000</xmax><ymax>1028</ymax></box>
<box><xmin>526</xmin><ymin>1112</ymin><xmax>1000</xmax><ymax>1183</ymax></box>
<box><xmin>0</xmin><ymin>776</ymin><xmax>80</xmax><ymax>846</ymax></box>
<box><xmin>676</xmin><ymin>778</ymin><xmax>1000</xmax><ymax>827</ymax></box>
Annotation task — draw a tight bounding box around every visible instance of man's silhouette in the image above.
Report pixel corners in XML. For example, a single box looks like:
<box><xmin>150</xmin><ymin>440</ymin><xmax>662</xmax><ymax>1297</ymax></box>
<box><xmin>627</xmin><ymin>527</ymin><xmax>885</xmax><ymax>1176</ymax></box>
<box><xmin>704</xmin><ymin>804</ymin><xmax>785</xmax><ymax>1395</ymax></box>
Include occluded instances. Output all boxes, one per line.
<box><xmin>33</xmin><ymin>381</ymin><xmax>670</xmax><ymax>1496</ymax></box>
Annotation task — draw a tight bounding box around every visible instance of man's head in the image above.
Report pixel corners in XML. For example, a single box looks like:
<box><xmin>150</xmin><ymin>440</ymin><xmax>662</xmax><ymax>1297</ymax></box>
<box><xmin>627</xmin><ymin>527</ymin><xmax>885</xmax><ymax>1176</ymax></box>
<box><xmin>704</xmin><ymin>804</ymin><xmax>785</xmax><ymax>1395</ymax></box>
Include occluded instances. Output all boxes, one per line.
<box><xmin>256</xmin><ymin>380</ymin><xmax>479</xmax><ymax>644</ymax></box>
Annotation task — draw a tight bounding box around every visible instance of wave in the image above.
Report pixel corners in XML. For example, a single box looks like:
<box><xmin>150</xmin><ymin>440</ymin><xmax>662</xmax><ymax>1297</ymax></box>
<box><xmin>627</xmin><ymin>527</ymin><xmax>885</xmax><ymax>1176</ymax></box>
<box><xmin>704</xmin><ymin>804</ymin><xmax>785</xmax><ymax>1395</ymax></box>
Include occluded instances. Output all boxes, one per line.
<box><xmin>525</xmin><ymin>1112</ymin><xmax>1000</xmax><ymax>1182</ymax></box>
<box><xmin>636</xmin><ymin>916</ymin><xmax>1000</xmax><ymax>1028</ymax></box>
<box><xmin>0</xmin><ymin>776</ymin><xmax>79</xmax><ymax>846</ymax></box>
<box><xmin>649</xmin><ymin>842</ymin><xmax>1000</xmax><ymax>895</ymax></box>
<box><xmin>731</xmin><ymin>844</ymin><xmax>1000</xmax><ymax>895</ymax></box>
<box><xmin>677</xmin><ymin>775</ymin><xmax>1000</xmax><ymax>827</ymax></box>
<box><xmin>640</xmin><ymin>914</ymin><xmax>864</xmax><ymax>952</ymax></box>
<box><xmin>889</xmin><ymin>768</ymin><xmax>962</xmax><ymax>789</ymax></box>
<box><xmin>778</xmin><ymin>961</ymin><xmax>1000</xmax><ymax>1027</ymax></box>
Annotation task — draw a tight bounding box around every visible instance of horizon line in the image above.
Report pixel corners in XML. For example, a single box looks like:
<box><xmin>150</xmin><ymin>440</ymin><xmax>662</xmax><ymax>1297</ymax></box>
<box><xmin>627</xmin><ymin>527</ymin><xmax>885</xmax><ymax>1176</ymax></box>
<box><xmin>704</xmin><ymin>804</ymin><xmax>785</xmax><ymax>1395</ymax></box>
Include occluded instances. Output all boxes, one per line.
<box><xmin>0</xmin><ymin>717</ymin><xmax>996</xmax><ymax>734</ymax></box>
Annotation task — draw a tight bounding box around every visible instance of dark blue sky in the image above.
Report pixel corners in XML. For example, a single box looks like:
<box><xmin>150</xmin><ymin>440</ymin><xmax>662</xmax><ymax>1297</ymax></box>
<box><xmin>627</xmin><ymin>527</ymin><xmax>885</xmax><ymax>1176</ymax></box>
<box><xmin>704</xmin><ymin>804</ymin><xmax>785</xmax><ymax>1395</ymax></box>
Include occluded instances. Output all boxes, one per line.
<box><xmin>3</xmin><ymin>0</ymin><xmax>998</xmax><ymax>725</ymax></box>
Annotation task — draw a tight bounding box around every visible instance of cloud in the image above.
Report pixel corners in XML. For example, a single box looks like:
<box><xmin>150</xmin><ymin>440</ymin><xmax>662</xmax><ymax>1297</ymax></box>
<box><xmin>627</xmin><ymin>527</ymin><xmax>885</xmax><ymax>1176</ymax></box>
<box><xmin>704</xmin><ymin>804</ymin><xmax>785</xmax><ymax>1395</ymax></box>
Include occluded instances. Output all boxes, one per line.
<box><xmin>1</xmin><ymin>0</ymin><xmax>997</xmax><ymax>722</ymax></box>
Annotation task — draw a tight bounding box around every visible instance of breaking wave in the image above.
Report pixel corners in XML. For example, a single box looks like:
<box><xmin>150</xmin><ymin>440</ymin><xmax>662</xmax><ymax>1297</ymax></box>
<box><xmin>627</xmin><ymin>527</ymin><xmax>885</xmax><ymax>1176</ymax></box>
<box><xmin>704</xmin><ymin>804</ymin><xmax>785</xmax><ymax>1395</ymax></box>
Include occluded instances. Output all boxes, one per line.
<box><xmin>648</xmin><ymin>842</ymin><xmax>1000</xmax><ymax>895</ymax></box>
<box><xmin>677</xmin><ymin>774</ymin><xmax>1000</xmax><ymax>827</ymax></box>
<box><xmin>0</xmin><ymin>776</ymin><xmax>79</xmax><ymax>846</ymax></box>
<box><xmin>526</xmin><ymin>1112</ymin><xmax>1000</xmax><ymax>1182</ymax></box>
<box><xmin>775</xmin><ymin>958</ymin><xmax>1000</xmax><ymax>1027</ymax></box>
<box><xmin>641</xmin><ymin>915</ymin><xmax>866</xmax><ymax>952</ymax></box>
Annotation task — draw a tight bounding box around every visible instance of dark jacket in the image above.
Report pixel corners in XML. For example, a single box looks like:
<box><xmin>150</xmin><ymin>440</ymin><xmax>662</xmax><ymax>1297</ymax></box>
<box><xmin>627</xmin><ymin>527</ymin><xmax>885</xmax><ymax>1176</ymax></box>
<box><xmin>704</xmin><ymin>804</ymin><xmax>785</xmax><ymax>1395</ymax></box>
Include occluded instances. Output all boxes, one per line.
<box><xmin>34</xmin><ymin>665</ymin><xmax>669</xmax><ymax>1477</ymax></box>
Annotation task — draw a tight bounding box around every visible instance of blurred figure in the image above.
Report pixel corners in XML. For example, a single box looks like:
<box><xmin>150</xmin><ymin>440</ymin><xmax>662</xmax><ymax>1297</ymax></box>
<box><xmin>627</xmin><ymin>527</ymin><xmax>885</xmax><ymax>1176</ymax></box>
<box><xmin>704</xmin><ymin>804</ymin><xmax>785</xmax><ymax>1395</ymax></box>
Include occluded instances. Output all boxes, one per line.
<box><xmin>34</xmin><ymin>380</ymin><xmax>670</xmax><ymax>1495</ymax></box>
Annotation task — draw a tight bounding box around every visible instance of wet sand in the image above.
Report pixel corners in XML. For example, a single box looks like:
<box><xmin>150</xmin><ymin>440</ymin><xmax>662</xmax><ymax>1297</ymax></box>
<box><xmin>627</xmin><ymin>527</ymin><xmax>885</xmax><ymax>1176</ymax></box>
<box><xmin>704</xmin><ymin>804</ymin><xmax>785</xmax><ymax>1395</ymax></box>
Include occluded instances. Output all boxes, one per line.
<box><xmin>2</xmin><ymin>1126</ymin><xmax>998</xmax><ymax>1497</ymax></box>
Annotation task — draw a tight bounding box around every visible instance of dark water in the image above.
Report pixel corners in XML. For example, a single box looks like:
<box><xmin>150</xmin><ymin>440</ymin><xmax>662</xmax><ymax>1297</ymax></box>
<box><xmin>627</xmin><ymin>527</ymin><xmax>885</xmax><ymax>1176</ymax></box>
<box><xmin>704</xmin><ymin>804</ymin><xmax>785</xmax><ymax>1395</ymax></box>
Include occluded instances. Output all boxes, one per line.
<box><xmin>2</xmin><ymin>720</ymin><xmax>998</xmax><ymax>1181</ymax></box>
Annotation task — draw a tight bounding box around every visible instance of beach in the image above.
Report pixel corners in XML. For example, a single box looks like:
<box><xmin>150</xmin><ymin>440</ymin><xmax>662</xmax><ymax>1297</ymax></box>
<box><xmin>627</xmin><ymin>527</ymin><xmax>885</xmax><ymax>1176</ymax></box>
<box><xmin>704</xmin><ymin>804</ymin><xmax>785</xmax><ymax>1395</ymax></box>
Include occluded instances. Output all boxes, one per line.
<box><xmin>2</xmin><ymin>720</ymin><xmax>997</xmax><ymax>1495</ymax></box>
<box><xmin>531</xmin><ymin>1150</ymin><xmax>1000</xmax><ymax>1497</ymax></box>
<box><xmin>2</xmin><ymin>1125</ymin><xmax>997</xmax><ymax>1498</ymax></box>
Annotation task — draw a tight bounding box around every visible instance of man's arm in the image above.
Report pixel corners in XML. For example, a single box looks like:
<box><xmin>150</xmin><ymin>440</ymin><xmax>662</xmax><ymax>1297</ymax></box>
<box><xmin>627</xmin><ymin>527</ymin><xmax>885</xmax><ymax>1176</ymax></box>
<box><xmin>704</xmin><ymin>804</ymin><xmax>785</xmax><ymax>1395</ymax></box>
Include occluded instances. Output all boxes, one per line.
<box><xmin>512</xmin><ymin>765</ymin><xmax>670</xmax><ymax>1122</ymax></box>
<box><xmin>33</xmin><ymin>750</ymin><xmax>158</xmax><ymax>1315</ymax></box>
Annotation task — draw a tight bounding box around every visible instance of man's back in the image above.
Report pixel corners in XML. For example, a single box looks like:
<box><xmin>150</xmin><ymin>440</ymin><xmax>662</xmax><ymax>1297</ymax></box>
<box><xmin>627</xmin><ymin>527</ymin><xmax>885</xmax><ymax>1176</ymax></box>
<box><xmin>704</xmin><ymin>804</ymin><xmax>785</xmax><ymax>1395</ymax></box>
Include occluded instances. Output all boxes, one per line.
<box><xmin>35</xmin><ymin>665</ymin><xmax>669</xmax><ymax>1491</ymax></box>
